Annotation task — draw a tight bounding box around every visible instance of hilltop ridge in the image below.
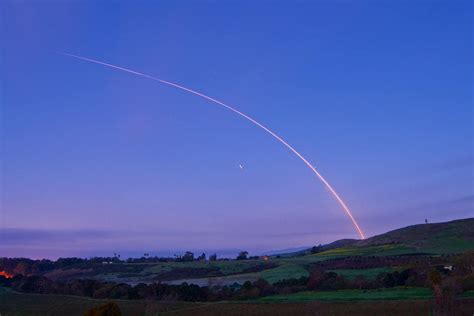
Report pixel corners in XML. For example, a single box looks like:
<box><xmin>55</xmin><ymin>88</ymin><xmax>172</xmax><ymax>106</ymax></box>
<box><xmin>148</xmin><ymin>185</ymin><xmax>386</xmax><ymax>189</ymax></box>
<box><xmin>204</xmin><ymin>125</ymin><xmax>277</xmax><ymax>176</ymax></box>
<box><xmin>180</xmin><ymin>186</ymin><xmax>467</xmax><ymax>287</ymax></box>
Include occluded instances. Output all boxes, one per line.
<box><xmin>279</xmin><ymin>218</ymin><xmax>474</xmax><ymax>257</ymax></box>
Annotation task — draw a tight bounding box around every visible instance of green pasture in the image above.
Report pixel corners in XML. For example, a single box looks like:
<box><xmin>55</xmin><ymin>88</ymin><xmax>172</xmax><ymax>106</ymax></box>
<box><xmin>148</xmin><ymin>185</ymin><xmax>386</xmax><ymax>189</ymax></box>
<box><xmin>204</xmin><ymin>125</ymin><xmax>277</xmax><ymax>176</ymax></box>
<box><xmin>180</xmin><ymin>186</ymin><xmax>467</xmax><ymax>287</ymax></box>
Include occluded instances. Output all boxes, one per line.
<box><xmin>258</xmin><ymin>287</ymin><xmax>433</xmax><ymax>302</ymax></box>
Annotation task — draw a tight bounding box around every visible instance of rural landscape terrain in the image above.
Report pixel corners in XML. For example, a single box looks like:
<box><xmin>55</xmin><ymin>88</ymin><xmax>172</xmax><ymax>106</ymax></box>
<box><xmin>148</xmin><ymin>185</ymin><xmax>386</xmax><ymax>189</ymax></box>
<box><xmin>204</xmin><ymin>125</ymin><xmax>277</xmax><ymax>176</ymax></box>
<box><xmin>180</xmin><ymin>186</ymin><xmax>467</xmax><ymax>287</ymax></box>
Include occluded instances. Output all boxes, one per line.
<box><xmin>1</xmin><ymin>218</ymin><xmax>473</xmax><ymax>315</ymax></box>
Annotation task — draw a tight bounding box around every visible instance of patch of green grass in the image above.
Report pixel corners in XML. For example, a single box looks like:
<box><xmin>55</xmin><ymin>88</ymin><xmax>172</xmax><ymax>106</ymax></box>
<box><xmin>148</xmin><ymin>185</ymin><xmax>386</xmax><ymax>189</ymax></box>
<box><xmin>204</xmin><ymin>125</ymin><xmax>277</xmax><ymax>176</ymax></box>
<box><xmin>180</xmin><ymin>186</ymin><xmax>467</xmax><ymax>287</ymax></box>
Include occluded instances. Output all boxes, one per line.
<box><xmin>327</xmin><ymin>267</ymin><xmax>395</xmax><ymax>280</ymax></box>
<box><xmin>313</xmin><ymin>244</ymin><xmax>419</xmax><ymax>258</ymax></box>
<box><xmin>260</xmin><ymin>264</ymin><xmax>309</xmax><ymax>284</ymax></box>
<box><xmin>0</xmin><ymin>287</ymin><xmax>11</xmax><ymax>295</ymax></box>
<box><xmin>362</xmin><ymin>218</ymin><xmax>474</xmax><ymax>255</ymax></box>
<box><xmin>258</xmin><ymin>287</ymin><xmax>433</xmax><ymax>302</ymax></box>
<box><xmin>142</xmin><ymin>260</ymin><xmax>264</xmax><ymax>276</ymax></box>
<box><xmin>420</xmin><ymin>236</ymin><xmax>474</xmax><ymax>254</ymax></box>
<box><xmin>209</xmin><ymin>260</ymin><xmax>268</xmax><ymax>275</ymax></box>
<box><xmin>462</xmin><ymin>290</ymin><xmax>474</xmax><ymax>298</ymax></box>
<box><xmin>271</xmin><ymin>255</ymin><xmax>333</xmax><ymax>268</ymax></box>
<box><xmin>184</xmin><ymin>263</ymin><xmax>310</xmax><ymax>285</ymax></box>
<box><xmin>0</xmin><ymin>292</ymin><xmax>199</xmax><ymax>315</ymax></box>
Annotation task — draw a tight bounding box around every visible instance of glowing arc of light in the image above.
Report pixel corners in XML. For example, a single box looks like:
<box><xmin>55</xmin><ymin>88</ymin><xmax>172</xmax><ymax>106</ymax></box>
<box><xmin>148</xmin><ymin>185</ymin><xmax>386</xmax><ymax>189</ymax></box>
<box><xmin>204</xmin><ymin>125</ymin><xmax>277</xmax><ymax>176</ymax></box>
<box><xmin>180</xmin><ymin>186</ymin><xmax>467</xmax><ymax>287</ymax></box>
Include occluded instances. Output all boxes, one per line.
<box><xmin>62</xmin><ymin>52</ymin><xmax>366</xmax><ymax>240</ymax></box>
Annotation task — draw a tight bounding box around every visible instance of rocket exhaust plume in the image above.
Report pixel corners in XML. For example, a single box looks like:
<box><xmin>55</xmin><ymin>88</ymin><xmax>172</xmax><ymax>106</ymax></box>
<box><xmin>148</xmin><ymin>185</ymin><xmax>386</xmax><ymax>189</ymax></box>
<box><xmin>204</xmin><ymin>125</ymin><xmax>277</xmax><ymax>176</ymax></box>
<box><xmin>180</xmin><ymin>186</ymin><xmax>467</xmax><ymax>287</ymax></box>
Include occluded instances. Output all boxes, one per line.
<box><xmin>61</xmin><ymin>52</ymin><xmax>366</xmax><ymax>240</ymax></box>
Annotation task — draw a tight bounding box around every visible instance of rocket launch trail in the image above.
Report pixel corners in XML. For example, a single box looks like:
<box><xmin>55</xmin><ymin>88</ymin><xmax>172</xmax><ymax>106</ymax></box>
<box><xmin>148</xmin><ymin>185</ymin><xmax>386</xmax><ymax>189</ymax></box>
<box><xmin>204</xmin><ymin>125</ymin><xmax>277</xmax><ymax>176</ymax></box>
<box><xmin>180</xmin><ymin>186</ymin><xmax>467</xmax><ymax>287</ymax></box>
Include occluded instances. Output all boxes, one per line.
<box><xmin>61</xmin><ymin>52</ymin><xmax>366</xmax><ymax>240</ymax></box>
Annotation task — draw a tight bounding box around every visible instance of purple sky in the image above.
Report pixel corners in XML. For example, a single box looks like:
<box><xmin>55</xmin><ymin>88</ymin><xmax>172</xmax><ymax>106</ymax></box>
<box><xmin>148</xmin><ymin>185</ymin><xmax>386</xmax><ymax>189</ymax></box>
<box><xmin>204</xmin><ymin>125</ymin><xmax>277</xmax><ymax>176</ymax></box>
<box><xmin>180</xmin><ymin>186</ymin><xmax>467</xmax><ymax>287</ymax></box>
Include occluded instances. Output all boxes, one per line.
<box><xmin>1</xmin><ymin>1</ymin><xmax>473</xmax><ymax>259</ymax></box>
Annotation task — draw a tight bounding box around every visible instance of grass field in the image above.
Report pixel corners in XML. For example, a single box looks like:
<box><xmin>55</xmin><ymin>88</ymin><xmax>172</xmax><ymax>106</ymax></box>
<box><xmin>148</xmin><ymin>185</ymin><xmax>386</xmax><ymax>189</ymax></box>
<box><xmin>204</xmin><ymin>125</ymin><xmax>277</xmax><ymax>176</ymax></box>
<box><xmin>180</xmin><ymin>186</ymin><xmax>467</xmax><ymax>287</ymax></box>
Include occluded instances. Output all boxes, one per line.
<box><xmin>164</xmin><ymin>299</ymin><xmax>474</xmax><ymax>316</ymax></box>
<box><xmin>165</xmin><ymin>263</ymin><xmax>310</xmax><ymax>286</ymax></box>
<box><xmin>259</xmin><ymin>263</ymin><xmax>309</xmax><ymax>283</ymax></box>
<box><xmin>359</xmin><ymin>218</ymin><xmax>474</xmax><ymax>255</ymax></box>
<box><xmin>327</xmin><ymin>267</ymin><xmax>395</xmax><ymax>280</ymax></box>
<box><xmin>258</xmin><ymin>287</ymin><xmax>433</xmax><ymax>302</ymax></box>
<box><xmin>56</xmin><ymin>259</ymin><xmax>277</xmax><ymax>285</ymax></box>
<box><xmin>3</xmin><ymin>291</ymin><xmax>474</xmax><ymax>316</ymax></box>
<box><xmin>142</xmin><ymin>259</ymin><xmax>265</xmax><ymax>275</ymax></box>
<box><xmin>420</xmin><ymin>236</ymin><xmax>474</xmax><ymax>254</ymax></box>
<box><xmin>0</xmin><ymin>290</ymin><xmax>200</xmax><ymax>316</ymax></box>
<box><xmin>94</xmin><ymin>258</ymin><xmax>315</xmax><ymax>286</ymax></box>
<box><xmin>136</xmin><ymin>254</ymin><xmax>382</xmax><ymax>286</ymax></box>
<box><xmin>312</xmin><ymin>244</ymin><xmax>420</xmax><ymax>258</ymax></box>
<box><xmin>463</xmin><ymin>290</ymin><xmax>474</xmax><ymax>298</ymax></box>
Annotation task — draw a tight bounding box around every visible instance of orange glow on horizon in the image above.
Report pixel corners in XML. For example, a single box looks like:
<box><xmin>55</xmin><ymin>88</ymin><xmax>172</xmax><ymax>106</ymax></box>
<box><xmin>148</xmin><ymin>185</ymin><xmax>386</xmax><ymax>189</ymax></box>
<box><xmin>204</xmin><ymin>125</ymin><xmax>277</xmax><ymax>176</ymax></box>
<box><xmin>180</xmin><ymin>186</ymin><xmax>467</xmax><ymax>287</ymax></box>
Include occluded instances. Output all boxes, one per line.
<box><xmin>0</xmin><ymin>271</ymin><xmax>14</xmax><ymax>279</ymax></box>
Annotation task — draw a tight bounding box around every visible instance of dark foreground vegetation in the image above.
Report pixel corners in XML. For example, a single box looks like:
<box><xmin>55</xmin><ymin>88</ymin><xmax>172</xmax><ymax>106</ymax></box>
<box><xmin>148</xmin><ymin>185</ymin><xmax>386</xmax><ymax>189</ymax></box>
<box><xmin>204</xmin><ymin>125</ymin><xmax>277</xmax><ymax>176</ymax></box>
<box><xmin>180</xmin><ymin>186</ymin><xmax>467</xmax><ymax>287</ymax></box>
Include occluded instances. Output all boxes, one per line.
<box><xmin>1</xmin><ymin>290</ymin><xmax>474</xmax><ymax>316</ymax></box>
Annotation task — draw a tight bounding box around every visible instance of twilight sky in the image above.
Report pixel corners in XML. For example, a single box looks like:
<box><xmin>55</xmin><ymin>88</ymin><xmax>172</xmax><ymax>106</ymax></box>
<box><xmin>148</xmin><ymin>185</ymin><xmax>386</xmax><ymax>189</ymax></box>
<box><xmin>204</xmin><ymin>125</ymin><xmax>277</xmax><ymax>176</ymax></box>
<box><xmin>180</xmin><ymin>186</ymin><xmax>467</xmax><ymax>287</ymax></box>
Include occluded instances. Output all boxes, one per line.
<box><xmin>1</xmin><ymin>0</ymin><xmax>473</xmax><ymax>259</ymax></box>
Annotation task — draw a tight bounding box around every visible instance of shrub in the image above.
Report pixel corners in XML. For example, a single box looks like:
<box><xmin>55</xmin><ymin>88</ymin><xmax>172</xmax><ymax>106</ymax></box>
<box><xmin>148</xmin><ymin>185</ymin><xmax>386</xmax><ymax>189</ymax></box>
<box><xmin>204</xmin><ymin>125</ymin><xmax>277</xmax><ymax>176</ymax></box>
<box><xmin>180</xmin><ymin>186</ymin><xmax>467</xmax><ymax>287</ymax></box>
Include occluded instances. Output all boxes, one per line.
<box><xmin>461</xmin><ymin>274</ymin><xmax>474</xmax><ymax>291</ymax></box>
<box><xmin>83</xmin><ymin>302</ymin><xmax>121</xmax><ymax>316</ymax></box>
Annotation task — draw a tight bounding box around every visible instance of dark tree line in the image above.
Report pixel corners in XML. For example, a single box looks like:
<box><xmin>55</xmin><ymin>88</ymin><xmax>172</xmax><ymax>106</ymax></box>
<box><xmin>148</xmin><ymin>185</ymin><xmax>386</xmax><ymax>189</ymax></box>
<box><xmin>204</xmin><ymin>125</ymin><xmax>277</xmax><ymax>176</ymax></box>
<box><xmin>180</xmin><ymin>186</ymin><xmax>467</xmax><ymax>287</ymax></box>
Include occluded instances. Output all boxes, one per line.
<box><xmin>2</xmin><ymin>263</ymin><xmax>472</xmax><ymax>303</ymax></box>
<box><xmin>1</xmin><ymin>251</ymin><xmax>472</xmax><ymax>304</ymax></box>
<box><xmin>0</xmin><ymin>253</ymin><xmax>227</xmax><ymax>276</ymax></box>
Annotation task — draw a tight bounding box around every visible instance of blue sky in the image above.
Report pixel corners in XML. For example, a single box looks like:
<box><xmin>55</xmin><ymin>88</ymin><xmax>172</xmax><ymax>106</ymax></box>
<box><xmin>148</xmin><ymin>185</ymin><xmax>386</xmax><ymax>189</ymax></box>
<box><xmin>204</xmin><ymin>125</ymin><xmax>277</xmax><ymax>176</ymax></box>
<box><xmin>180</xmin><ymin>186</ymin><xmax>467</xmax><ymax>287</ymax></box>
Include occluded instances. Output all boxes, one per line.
<box><xmin>1</xmin><ymin>0</ymin><xmax>472</xmax><ymax>258</ymax></box>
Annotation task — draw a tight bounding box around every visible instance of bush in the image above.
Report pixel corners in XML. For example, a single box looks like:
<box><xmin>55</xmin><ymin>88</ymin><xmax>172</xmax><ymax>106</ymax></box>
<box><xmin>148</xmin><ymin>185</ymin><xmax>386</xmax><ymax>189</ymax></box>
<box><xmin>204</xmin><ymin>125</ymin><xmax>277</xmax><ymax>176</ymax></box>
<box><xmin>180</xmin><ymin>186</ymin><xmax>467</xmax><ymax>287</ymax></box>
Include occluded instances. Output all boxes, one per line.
<box><xmin>83</xmin><ymin>302</ymin><xmax>121</xmax><ymax>316</ymax></box>
<box><xmin>461</xmin><ymin>274</ymin><xmax>474</xmax><ymax>292</ymax></box>
<box><xmin>307</xmin><ymin>271</ymin><xmax>347</xmax><ymax>291</ymax></box>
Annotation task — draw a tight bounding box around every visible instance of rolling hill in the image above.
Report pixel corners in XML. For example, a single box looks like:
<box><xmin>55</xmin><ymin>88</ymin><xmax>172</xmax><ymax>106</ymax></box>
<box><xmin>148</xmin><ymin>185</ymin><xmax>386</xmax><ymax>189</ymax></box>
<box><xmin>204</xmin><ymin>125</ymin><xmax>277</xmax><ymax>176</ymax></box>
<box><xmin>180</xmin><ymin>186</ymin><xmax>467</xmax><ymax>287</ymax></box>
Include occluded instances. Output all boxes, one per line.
<box><xmin>280</xmin><ymin>218</ymin><xmax>474</xmax><ymax>258</ymax></box>
<box><xmin>358</xmin><ymin>218</ymin><xmax>474</xmax><ymax>253</ymax></box>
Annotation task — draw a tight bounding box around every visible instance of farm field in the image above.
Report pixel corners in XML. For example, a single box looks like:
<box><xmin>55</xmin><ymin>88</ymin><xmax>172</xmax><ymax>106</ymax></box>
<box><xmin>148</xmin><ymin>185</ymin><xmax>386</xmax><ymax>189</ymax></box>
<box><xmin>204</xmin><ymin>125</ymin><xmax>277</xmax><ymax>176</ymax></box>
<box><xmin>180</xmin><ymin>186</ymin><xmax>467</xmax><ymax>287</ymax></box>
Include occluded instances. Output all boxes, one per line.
<box><xmin>165</xmin><ymin>299</ymin><xmax>474</xmax><ymax>316</ymax></box>
<box><xmin>311</xmin><ymin>244</ymin><xmax>421</xmax><ymax>258</ymax></box>
<box><xmin>0</xmin><ymin>289</ymin><xmax>200</xmax><ymax>316</ymax></box>
<box><xmin>257</xmin><ymin>287</ymin><xmax>433</xmax><ymax>302</ymax></box>
<box><xmin>2</xmin><ymin>291</ymin><xmax>474</xmax><ymax>316</ymax></box>
<box><xmin>327</xmin><ymin>267</ymin><xmax>395</xmax><ymax>280</ymax></box>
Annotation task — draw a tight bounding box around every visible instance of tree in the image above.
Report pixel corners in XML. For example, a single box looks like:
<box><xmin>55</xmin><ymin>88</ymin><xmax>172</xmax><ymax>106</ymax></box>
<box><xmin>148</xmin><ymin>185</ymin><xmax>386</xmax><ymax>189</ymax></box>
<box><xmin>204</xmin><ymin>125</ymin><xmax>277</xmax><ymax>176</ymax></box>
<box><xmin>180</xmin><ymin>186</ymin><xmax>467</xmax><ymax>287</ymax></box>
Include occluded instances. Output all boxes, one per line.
<box><xmin>307</xmin><ymin>270</ymin><xmax>324</xmax><ymax>290</ymax></box>
<box><xmin>236</xmin><ymin>251</ymin><xmax>248</xmax><ymax>260</ymax></box>
<box><xmin>353</xmin><ymin>274</ymin><xmax>369</xmax><ymax>290</ymax></box>
<box><xmin>310</xmin><ymin>244</ymin><xmax>322</xmax><ymax>254</ymax></box>
<box><xmin>209</xmin><ymin>254</ymin><xmax>217</xmax><ymax>261</ymax></box>
<box><xmin>197</xmin><ymin>253</ymin><xmax>206</xmax><ymax>261</ymax></box>
<box><xmin>455</xmin><ymin>250</ymin><xmax>474</xmax><ymax>275</ymax></box>
<box><xmin>382</xmin><ymin>272</ymin><xmax>397</xmax><ymax>288</ymax></box>
<box><xmin>253</xmin><ymin>279</ymin><xmax>274</xmax><ymax>296</ymax></box>
<box><xmin>429</xmin><ymin>269</ymin><xmax>442</xmax><ymax>287</ymax></box>
<box><xmin>182</xmin><ymin>251</ymin><xmax>194</xmax><ymax>262</ymax></box>
<box><xmin>308</xmin><ymin>271</ymin><xmax>347</xmax><ymax>291</ymax></box>
<box><xmin>462</xmin><ymin>274</ymin><xmax>474</xmax><ymax>292</ymax></box>
<box><xmin>13</xmin><ymin>262</ymin><xmax>31</xmax><ymax>275</ymax></box>
<box><xmin>428</xmin><ymin>268</ymin><xmax>445</xmax><ymax>314</ymax></box>
<box><xmin>84</xmin><ymin>302</ymin><xmax>121</xmax><ymax>316</ymax></box>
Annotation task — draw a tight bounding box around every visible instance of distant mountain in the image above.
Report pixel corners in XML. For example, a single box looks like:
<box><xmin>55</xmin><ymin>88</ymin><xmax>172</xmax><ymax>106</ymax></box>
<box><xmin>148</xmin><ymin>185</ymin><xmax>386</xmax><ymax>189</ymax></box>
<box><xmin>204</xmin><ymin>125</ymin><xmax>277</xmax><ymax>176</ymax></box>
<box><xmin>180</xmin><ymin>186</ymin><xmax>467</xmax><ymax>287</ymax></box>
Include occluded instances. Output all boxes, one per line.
<box><xmin>321</xmin><ymin>238</ymin><xmax>359</xmax><ymax>250</ymax></box>
<box><xmin>271</xmin><ymin>239</ymin><xmax>359</xmax><ymax>258</ymax></box>
<box><xmin>263</xmin><ymin>246</ymin><xmax>311</xmax><ymax>256</ymax></box>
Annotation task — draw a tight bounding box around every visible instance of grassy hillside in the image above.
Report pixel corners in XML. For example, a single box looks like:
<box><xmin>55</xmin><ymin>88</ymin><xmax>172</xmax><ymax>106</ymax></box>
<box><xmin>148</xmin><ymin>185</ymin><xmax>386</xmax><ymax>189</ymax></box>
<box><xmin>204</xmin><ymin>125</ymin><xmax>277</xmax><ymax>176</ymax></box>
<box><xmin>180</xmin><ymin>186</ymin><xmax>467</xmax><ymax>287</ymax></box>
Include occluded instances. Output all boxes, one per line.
<box><xmin>300</xmin><ymin>218</ymin><xmax>474</xmax><ymax>259</ymax></box>
<box><xmin>358</xmin><ymin>218</ymin><xmax>474</xmax><ymax>253</ymax></box>
<box><xmin>312</xmin><ymin>244</ymin><xmax>420</xmax><ymax>259</ymax></box>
